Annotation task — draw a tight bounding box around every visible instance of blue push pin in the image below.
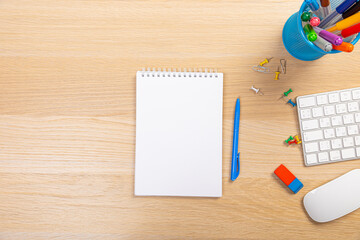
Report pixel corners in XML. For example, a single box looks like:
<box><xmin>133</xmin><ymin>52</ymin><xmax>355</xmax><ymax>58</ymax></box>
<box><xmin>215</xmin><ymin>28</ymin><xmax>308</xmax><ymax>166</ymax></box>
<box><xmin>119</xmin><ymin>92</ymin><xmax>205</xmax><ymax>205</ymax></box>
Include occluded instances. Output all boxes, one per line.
<box><xmin>287</xmin><ymin>99</ymin><xmax>296</xmax><ymax>107</ymax></box>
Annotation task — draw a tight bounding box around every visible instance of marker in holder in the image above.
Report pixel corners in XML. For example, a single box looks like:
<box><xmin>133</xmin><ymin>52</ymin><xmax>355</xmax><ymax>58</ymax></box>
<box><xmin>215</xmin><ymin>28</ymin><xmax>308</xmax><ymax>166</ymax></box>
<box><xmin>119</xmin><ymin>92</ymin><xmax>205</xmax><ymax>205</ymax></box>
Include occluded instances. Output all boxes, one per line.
<box><xmin>301</xmin><ymin>11</ymin><xmax>313</xmax><ymax>21</ymax></box>
<box><xmin>333</xmin><ymin>42</ymin><xmax>354</xmax><ymax>52</ymax></box>
<box><xmin>310</xmin><ymin>17</ymin><xmax>321</xmax><ymax>27</ymax></box>
<box><xmin>304</xmin><ymin>24</ymin><xmax>318</xmax><ymax>42</ymax></box>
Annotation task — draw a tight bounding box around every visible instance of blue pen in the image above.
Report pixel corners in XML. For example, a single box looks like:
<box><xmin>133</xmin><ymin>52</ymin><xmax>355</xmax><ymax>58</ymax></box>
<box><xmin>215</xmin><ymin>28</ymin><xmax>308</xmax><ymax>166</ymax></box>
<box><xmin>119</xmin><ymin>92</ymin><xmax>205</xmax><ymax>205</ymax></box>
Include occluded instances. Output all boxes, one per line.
<box><xmin>318</xmin><ymin>0</ymin><xmax>357</xmax><ymax>28</ymax></box>
<box><xmin>231</xmin><ymin>98</ymin><xmax>240</xmax><ymax>181</ymax></box>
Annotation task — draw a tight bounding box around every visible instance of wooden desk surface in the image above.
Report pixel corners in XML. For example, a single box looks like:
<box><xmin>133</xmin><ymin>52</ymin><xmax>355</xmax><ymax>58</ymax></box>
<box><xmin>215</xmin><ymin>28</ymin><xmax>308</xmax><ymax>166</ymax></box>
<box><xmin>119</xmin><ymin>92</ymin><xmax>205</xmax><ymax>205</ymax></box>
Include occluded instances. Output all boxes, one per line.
<box><xmin>1</xmin><ymin>0</ymin><xmax>360</xmax><ymax>239</ymax></box>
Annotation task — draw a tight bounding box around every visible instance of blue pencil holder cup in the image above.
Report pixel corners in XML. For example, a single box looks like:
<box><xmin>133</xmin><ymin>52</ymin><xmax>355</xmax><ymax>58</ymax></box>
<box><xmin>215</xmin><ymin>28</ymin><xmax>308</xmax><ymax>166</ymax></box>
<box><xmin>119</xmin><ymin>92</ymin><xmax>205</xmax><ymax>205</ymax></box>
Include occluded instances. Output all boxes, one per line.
<box><xmin>282</xmin><ymin>0</ymin><xmax>360</xmax><ymax>61</ymax></box>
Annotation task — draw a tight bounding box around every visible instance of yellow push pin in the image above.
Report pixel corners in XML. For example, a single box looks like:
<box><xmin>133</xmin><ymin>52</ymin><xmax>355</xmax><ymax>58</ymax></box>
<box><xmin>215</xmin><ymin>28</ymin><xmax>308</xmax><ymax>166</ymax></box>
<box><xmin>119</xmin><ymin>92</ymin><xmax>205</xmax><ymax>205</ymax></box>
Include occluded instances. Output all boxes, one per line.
<box><xmin>294</xmin><ymin>135</ymin><xmax>302</xmax><ymax>144</ymax></box>
<box><xmin>275</xmin><ymin>67</ymin><xmax>281</xmax><ymax>80</ymax></box>
<box><xmin>259</xmin><ymin>57</ymin><xmax>273</xmax><ymax>66</ymax></box>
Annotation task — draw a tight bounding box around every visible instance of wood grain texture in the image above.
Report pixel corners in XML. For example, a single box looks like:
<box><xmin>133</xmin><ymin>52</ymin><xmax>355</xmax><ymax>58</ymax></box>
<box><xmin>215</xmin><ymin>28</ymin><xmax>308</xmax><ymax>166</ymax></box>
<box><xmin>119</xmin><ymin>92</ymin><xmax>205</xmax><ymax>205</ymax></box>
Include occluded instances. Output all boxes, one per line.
<box><xmin>1</xmin><ymin>0</ymin><xmax>360</xmax><ymax>239</ymax></box>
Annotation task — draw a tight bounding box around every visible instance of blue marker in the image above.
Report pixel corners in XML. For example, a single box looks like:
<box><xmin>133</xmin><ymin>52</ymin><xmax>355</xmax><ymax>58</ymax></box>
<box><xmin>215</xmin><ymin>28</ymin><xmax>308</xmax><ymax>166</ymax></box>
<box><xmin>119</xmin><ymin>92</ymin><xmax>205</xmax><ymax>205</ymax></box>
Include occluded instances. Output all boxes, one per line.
<box><xmin>318</xmin><ymin>0</ymin><xmax>357</xmax><ymax>28</ymax></box>
<box><xmin>231</xmin><ymin>98</ymin><xmax>240</xmax><ymax>181</ymax></box>
<box><xmin>305</xmin><ymin>0</ymin><xmax>323</xmax><ymax>19</ymax></box>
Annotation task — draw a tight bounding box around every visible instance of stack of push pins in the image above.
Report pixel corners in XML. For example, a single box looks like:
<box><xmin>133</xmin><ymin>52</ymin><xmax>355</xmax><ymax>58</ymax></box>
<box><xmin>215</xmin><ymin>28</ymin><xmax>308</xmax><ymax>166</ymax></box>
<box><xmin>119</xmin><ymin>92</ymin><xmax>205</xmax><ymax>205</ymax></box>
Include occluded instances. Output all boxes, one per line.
<box><xmin>281</xmin><ymin>88</ymin><xmax>296</xmax><ymax>107</ymax></box>
<box><xmin>302</xmin><ymin>0</ymin><xmax>360</xmax><ymax>53</ymax></box>
<box><xmin>285</xmin><ymin>135</ymin><xmax>302</xmax><ymax>145</ymax></box>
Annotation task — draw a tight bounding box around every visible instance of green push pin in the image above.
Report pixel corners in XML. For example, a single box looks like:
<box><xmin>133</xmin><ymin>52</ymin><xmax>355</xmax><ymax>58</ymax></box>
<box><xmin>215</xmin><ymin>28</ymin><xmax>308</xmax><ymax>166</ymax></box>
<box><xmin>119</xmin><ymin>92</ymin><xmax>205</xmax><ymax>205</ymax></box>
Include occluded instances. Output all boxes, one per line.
<box><xmin>284</xmin><ymin>88</ymin><xmax>293</xmax><ymax>97</ymax></box>
<box><xmin>301</xmin><ymin>12</ymin><xmax>312</xmax><ymax>22</ymax></box>
<box><xmin>285</xmin><ymin>136</ymin><xmax>294</xmax><ymax>143</ymax></box>
<box><xmin>303</xmin><ymin>24</ymin><xmax>317</xmax><ymax>42</ymax></box>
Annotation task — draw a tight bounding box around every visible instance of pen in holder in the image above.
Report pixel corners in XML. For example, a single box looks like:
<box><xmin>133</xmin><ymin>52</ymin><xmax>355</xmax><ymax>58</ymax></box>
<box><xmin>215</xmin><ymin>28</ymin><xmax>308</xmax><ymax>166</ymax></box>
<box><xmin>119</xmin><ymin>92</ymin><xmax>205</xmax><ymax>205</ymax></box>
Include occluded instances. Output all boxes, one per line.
<box><xmin>282</xmin><ymin>0</ymin><xmax>360</xmax><ymax>61</ymax></box>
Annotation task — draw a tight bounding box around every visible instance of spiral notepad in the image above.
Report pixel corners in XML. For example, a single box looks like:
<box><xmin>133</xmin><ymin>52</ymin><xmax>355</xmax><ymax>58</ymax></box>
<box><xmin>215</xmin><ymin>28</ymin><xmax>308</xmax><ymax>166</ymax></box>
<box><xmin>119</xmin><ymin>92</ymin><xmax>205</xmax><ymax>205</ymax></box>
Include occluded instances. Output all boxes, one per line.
<box><xmin>135</xmin><ymin>69</ymin><xmax>223</xmax><ymax>197</ymax></box>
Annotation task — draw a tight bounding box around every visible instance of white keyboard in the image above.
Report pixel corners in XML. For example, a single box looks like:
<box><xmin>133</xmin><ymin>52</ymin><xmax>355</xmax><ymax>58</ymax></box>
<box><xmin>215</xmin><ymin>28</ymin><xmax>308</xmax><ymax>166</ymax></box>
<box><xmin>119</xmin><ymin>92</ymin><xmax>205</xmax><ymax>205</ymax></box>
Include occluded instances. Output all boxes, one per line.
<box><xmin>297</xmin><ymin>87</ymin><xmax>360</xmax><ymax>166</ymax></box>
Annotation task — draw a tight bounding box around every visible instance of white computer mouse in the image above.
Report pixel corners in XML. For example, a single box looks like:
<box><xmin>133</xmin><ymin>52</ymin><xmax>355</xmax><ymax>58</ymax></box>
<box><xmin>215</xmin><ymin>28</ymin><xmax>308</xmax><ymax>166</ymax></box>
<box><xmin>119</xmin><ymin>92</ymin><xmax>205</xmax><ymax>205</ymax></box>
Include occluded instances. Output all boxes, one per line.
<box><xmin>303</xmin><ymin>169</ymin><xmax>360</xmax><ymax>223</ymax></box>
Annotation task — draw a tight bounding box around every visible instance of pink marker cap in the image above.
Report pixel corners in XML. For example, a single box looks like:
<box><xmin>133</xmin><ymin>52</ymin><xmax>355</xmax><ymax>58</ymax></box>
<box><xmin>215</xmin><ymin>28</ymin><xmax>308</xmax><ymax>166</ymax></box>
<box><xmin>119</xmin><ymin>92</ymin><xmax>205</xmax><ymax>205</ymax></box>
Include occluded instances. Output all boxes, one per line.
<box><xmin>310</xmin><ymin>17</ymin><xmax>320</xmax><ymax>27</ymax></box>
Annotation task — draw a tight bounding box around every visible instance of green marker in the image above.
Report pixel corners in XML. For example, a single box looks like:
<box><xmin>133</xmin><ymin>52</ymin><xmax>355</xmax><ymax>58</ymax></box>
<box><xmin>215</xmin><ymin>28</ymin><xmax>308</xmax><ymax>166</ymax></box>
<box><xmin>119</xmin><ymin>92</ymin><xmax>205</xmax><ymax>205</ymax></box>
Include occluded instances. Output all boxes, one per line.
<box><xmin>301</xmin><ymin>12</ymin><xmax>312</xmax><ymax>22</ymax></box>
<box><xmin>303</xmin><ymin>24</ymin><xmax>317</xmax><ymax>42</ymax></box>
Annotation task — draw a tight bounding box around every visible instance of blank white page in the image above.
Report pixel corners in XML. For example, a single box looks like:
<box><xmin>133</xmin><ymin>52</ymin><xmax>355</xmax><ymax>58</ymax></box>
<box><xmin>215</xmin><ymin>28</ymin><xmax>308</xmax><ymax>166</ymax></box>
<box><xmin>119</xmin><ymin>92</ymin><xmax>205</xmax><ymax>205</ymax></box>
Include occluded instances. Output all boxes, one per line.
<box><xmin>135</xmin><ymin>70</ymin><xmax>223</xmax><ymax>197</ymax></box>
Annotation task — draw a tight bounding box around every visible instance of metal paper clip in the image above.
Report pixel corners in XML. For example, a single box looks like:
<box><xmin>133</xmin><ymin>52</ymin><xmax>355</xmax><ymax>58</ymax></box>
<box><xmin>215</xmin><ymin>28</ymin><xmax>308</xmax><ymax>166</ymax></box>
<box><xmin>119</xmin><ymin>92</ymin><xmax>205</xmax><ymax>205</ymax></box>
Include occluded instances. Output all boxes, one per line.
<box><xmin>252</xmin><ymin>65</ymin><xmax>270</xmax><ymax>73</ymax></box>
<box><xmin>250</xmin><ymin>85</ymin><xmax>264</xmax><ymax>95</ymax></box>
<box><xmin>280</xmin><ymin>59</ymin><xmax>287</xmax><ymax>74</ymax></box>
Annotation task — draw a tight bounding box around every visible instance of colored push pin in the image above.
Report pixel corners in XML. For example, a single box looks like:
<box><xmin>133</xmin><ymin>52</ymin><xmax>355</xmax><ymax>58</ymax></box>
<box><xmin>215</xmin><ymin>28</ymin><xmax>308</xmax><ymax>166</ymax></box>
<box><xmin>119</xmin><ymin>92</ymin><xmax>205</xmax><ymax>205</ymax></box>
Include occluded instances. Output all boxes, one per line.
<box><xmin>275</xmin><ymin>67</ymin><xmax>281</xmax><ymax>80</ymax></box>
<box><xmin>274</xmin><ymin>164</ymin><xmax>303</xmax><ymax>194</ymax></box>
<box><xmin>285</xmin><ymin>136</ymin><xmax>294</xmax><ymax>144</ymax></box>
<box><xmin>283</xmin><ymin>88</ymin><xmax>293</xmax><ymax>96</ymax></box>
<box><xmin>250</xmin><ymin>85</ymin><xmax>264</xmax><ymax>95</ymax></box>
<box><xmin>288</xmin><ymin>140</ymin><xmax>297</xmax><ymax>145</ymax></box>
<box><xmin>287</xmin><ymin>99</ymin><xmax>296</xmax><ymax>107</ymax></box>
<box><xmin>294</xmin><ymin>135</ymin><xmax>302</xmax><ymax>144</ymax></box>
<box><xmin>259</xmin><ymin>57</ymin><xmax>273</xmax><ymax>66</ymax></box>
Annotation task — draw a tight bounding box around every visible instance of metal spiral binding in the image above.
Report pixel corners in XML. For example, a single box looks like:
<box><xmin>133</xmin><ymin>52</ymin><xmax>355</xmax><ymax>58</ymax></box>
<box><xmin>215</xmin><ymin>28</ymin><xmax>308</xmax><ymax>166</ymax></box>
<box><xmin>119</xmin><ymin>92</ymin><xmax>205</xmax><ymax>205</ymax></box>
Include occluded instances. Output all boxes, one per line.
<box><xmin>140</xmin><ymin>67</ymin><xmax>219</xmax><ymax>78</ymax></box>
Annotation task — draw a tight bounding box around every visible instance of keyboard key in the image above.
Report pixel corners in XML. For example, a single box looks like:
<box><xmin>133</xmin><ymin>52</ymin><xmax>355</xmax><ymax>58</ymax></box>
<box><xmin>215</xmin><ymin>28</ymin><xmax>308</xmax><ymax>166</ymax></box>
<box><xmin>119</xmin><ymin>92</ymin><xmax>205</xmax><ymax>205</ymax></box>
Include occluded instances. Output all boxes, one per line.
<box><xmin>305</xmin><ymin>142</ymin><xmax>319</xmax><ymax>153</ymax></box>
<box><xmin>355</xmin><ymin>136</ymin><xmax>360</xmax><ymax>146</ymax></box>
<box><xmin>302</xmin><ymin>119</ymin><xmax>319</xmax><ymax>130</ymax></box>
<box><xmin>340</xmin><ymin>91</ymin><xmax>351</xmax><ymax>101</ymax></box>
<box><xmin>324</xmin><ymin>105</ymin><xmax>335</xmax><ymax>116</ymax></box>
<box><xmin>335</xmin><ymin>127</ymin><xmax>346</xmax><ymax>137</ymax></box>
<box><xmin>324</xmin><ymin>128</ymin><xmax>335</xmax><ymax>139</ymax></box>
<box><xmin>331</xmin><ymin>139</ymin><xmax>343</xmax><ymax>149</ymax></box>
<box><xmin>357</xmin><ymin>147</ymin><xmax>360</xmax><ymax>157</ymax></box>
<box><xmin>336</xmin><ymin>103</ymin><xmax>347</xmax><ymax>114</ymax></box>
<box><xmin>347</xmin><ymin>125</ymin><xmax>359</xmax><ymax>135</ymax></box>
<box><xmin>300</xmin><ymin>109</ymin><xmax>311</xmax><ymax>119</ymax></box>
<box><xmin>299</xmin><ymin>97</ymin><xmax>316</xmax><ymax>108</ymax></box>
<box><xmin>330</xmin><ymin>150</ymin><xmax>341</xmax><ymax>161</ymax></box>
<box><xmin>342</xmin><ymin>148</ymin><xmax>355</xmax><ymax>159</ymax></box>
<box><xmin>317</xmin><ymin>95</ymin><xmax>328</xmax><ymax>105</ymax></box>
<box><xmin>348</xmin><ymin>102</ymin><xmax>359</xmax><ymax>112</ymax></box>
<box><xmin>329</xmin><ymin>93</ymin><xmax>340</xmax><ymax>103</ymax></box>
<box><xmin>343</xmin><ymin>137</ymin><xmax>354</xmax><ymax>147</ymax></box>
<box><xmin>319</xmin><ymin>140</ymin><xmax>331</xmax><ymax>150</ymax></box>
<box><xmin>304</xmin><ymin>130</ymin><xmax>323</xmax><ymax>141</ymax></box>
<box><xmin>306</xmin><ymin>154</ymin><xmax>317</xmax><ymax>164</ymax></box>
<box><xmin>331</xmin><ymin>116</ymin><xmax>343</xmax><ymax>126</ymax></box>
<box><xmin>355</xmin><ymin>113</ymin><xmax>360</xmax><ymax>122</ymax></box>
<box><xmin>318</xmin><ymin>152</ymin><xmax>329</xmax><ymax>162</ymax></box>
<box><xmin>352</xmin><ymin>90</ymin><xmax>360</xmax><ymax>99</ymax></box>
<box><xmin>319</xmin><ymin>118</ymin><xmax>331</xmax><ymax>128</ymax></box>
<box><xmin>312</xmin><ymin>107</ymin><xmax>324</xmax><ymax>117</ymax></box>
<box><xmin>343</xmin><ymin>114</ymin><xmax>355</xmax><ymax>124</ymax></box>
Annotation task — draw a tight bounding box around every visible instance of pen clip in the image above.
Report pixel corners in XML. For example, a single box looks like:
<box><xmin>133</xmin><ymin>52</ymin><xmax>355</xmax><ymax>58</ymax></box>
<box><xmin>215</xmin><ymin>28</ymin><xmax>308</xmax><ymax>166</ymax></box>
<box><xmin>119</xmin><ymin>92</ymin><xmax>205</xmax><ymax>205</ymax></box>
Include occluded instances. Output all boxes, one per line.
<box><xmin>231</xmin><ymin>152</ymin><xmax>240</xmax><ymax>181</ymax></box>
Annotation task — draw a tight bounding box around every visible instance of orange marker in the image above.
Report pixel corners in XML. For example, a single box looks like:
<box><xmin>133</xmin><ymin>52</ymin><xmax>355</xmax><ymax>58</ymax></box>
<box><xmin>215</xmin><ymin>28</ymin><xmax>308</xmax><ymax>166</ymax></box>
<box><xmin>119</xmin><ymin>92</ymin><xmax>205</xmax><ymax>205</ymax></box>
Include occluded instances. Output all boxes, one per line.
<box><xmin>327</xmin><ymin>12</ymin><xmax>360</xmax><ymax>32</ymax></box>
<box><xmin>333</xmin><ymin>42</ymin><xmax>354</xmax><ymax>52</ymax></box>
